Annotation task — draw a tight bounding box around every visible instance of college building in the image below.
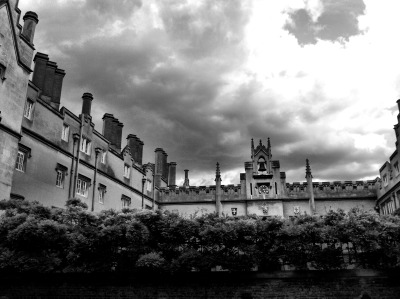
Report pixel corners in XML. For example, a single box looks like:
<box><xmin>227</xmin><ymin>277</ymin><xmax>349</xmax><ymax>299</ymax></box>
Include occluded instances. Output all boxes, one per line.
<box><xmin>0</xmin><ymin>0</ymin><xmax>398</xmax><ymax>218</ymax></box>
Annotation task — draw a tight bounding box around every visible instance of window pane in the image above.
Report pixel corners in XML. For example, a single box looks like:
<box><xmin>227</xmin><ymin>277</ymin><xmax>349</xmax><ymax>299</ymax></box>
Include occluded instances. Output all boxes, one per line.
<box><xmin>15</xmin><ymin>151</ymin><xmax>25</xmax><ymax>171</ymax></box>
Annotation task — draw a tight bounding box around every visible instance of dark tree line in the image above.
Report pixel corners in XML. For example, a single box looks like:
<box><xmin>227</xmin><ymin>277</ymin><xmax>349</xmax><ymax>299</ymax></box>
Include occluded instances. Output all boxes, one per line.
<box><xmin>0</xmin><ymin>198</ymin><xmax>399</xmax><ymax>273</ymax></box>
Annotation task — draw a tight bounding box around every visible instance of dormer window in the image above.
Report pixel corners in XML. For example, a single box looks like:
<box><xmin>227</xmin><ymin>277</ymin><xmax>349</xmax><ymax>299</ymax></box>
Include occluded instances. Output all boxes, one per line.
<box><xmin>383</xmin><ymin>174</ymin><xmax>388</xmax><ymax>186</ymax></box>
<box><xmin>80</xmin><ymin>136</ymin><xmax>91</xmax><ymax>155</ymax></box>
<box><xmin>101</xmin><ymin>151</ymin><xmax>106</xmax><ymax>164</ymax></box>
<box><xmin>124</xmin><ymin>164</ymin><xmax>130</xmax><ymax>178</ymax></box>
<box><xmin>61</xmin><ymin>124</ymin><xmax>69</xmax><ymax>142</ymax></box>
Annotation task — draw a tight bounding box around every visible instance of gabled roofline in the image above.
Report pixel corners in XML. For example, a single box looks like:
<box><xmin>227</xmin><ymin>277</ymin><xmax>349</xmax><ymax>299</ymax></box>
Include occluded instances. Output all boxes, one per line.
<box><xmin>1</xmin><ymin>1</ymin><xmax>34</xmax><ymax>73</ymax></box>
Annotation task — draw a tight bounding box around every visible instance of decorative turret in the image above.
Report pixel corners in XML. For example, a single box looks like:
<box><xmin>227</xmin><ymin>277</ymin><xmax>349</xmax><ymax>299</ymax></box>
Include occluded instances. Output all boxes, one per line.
<box><xmin>215</xmin><ymin>162</ymin><xmax>222</xmax><ymax>216</ymax></box>
<box><xmin>251</xmin><ymin>138</ymin><xmax>254</xmax><ymax>160</ymax></box>
<box><xmin>183</xmin><ymin>169</ymin><xmax>190</xmax><ymax>187</ymax></box>
<box><xmin>305</xmin><ymin>159</ymin><xmax>316</xmax><ymax>215</ymax></box>
<box><xmin>267</xmin><ymin>137</ymin><xmax>272</xmax><ymax>159</ymax></box>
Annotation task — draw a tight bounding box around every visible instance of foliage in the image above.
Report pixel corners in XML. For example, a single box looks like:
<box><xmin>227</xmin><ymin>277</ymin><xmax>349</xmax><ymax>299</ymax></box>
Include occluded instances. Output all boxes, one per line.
<box><xmin>0</xmin><ymin>199</ymin><xmax>399</xmax><ymax>273</ymax></box>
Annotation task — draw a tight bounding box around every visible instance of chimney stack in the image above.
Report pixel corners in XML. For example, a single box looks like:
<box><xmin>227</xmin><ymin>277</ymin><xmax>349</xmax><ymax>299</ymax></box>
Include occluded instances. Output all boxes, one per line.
<box><xmin>138</xmin><ymin>140</ymin><xmax>144</xmax><ymax>165</ymax></box>
<box><xmin>102</xmin><ymin>113</ymin><xmax>115</xmax><ymax>146</ymax></box>
<box><xmin>115</xmin><ymin>122</ymin><xmax>124</xmax><ymax>151</ymax></box>
<box><xmin>162</xmin><ymin>151</ymin><xmax>168</xmax><ymax>180</ymax></box>
<box><xmin>168</xmin><ymin>162</ymin><xmax>177</xmax><ymax>187</ymax></box>
<box><xmin>154</xmin><ymin>148</ymin><xmax>164</xmax><ymax>187</ymax></box>
<box><xmin>81</xmin><ymin>92</ymin><xmax>93</xmax><ymax>116</ymax></box>
<box><xmin>127</xmin><ymin>134</ymin><xmax>139</xmax><ymax>162</ymax></box>
<box><xmin>127</xmin><ymin>134</ymin><xmax>144</xmax><ymax>165</ymax></box>
<box><xmin>22</xmin><ymin>11</ymin><xmax>39</xmax><ymax>43</ymax></box>
<box><xmin>42</xmin><ymin>61</ymin><xmax>58</xmax><ymax>101</ymax></box>
<box><xmin>50</xmin><ymin>68</ymin><xmax>66</xmax><ymax>110</ymax></box>
<box><xmin>32</xmin><ymin>52</ymin><xmax>49</xmax><ymax>90</ymax></box>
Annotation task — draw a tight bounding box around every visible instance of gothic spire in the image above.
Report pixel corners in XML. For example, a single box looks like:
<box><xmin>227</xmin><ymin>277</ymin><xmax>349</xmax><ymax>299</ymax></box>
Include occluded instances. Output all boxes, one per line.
<box><xmin>215</xmin><ymin>162</ymin><xmax>221</xmax><ymax>181</ymax></box>
<box><xmin>251</xmin><ymin>138</ymin><xmax>254</xmax><ymax>159</ymax></box>
<box><xmin>305</xmin><ymin>159</ymin><xmax>312</xmax><ymax>178</ymax></box>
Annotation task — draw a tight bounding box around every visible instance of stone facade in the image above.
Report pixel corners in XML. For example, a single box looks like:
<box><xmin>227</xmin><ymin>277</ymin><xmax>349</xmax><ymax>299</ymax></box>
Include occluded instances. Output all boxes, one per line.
<box><xmin>10</xmin><ymin>51</ymin><xmax>176</xmax><ymax>211</ymax></box>
<box><xmin>0</xmin><ymin>0</ymin><xmax>36</xmax><ymax>199</ymax></box>
<box><xmin>157</xmin><ymin>140</ymin><xmax>377</xmax><ymax>217</ymax></box>
<box><xmin>376</xmin><ymin>100</ymin><xmax>400</xmax><ymax>215</ymax></box>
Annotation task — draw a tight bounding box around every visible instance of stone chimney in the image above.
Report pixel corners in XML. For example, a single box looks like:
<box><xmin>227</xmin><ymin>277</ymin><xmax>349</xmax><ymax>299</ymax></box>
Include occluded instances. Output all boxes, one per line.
<box><xmin>32</xmin><ymin>52</ymin><xmax>65</xmax><ymax>110</ymax></box>
<box><xmin>102</xmin><ymin>113</ymin><xmax>115</xmax><ymax>146</ymax></box>
<box><xmin>162</xmin><ymin>151</ymin><xmax>168</xmax><ymax>181</ymax></box>
<box><xmin>32</xmin><ymin>52</ymin><xmax>49</xmax><ymax>90</ymax></box>
<box><xmin>168</xmin><ymin>162</ymin><xmax>177</xmax><ymax>187</ymax></box>
<box><xmin>127</xmin><ymin>134</ymin><xmax>139</xmax><ymax>162</ymax></box>
<box><xmin>22</xmin><ymin>11</ymin><xmax>39</xmax><ymax>43</ymax></box>
<box><xmin>50</xmin><ymin>68</ymin><xmax>66</xmax><ymax>110</ymax></box>
<box><xmin>115</xmin><ymin>122</ymin><xmax>124</xmax><ymax>151</ymax></box>
<box><xmin>81</xmin><ymin>92</ymin><xmax>93</xmax><ymax>116</ymax></box>
<box><xmin>138</xmin><ymin>139</ymin><xmax>144</xmax><ymax>165</ymax></box>
<box><xmin>154</xmin><ymin>148</ymin><xmax>164</xmax><ymax>187</ymax></box>
<box><xmin>42</xmin><ymin>61</ymin><xmax>58</xmax><ymax>102</ymax></box>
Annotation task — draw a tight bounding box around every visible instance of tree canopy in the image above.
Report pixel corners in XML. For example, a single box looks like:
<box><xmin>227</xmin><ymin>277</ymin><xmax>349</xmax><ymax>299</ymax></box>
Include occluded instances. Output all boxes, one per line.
<box><xmin>0</xmin><ymin>199</ymin><xmax>399</xmax><ymax>273</ymax></box>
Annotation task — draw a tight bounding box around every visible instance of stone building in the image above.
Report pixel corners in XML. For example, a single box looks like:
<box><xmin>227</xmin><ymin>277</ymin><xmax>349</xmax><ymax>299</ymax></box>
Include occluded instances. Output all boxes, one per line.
<box><xmin>0</xmin><ymin>0</ymin><xmax>390</xmax><ymax>218</ymax></box>
<box><xmin>157</xmin><ymin>140</ymin><xmax>377</xmax><ymax>217</ymax></box>
<box><xmin>9</xmin><ymin>47</ymin><xmax>183</xmax><ymax>211</ymax></box>
<box><xmin>376</xmin><ymin>100</ymin><xmax>400</xmax><ymax>215</ymax></box>
<box><xmin>0</xmin><ymin>0</ymin><xmax>37</xmax><ymax>199</ymax></box>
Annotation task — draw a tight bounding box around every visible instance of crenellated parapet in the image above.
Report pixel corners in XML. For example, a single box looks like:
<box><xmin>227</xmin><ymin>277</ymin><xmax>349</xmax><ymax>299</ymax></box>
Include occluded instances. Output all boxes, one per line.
<box><xmin>158</xmin><ymin>184</ymin><xmax>243</xmax><ymax>203</ymax></box>
<box><xmin>285</xmin><ymin>180</ymin><xmax>378</xmax><ymax>198</ymax></box>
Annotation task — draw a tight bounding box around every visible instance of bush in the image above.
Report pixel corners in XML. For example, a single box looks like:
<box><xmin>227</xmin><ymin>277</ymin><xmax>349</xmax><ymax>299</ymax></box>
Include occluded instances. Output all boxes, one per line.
<box><xmin>0</xmin><ymin>199</ymin><xmax>399</xmax><ymax>273</ymax></box>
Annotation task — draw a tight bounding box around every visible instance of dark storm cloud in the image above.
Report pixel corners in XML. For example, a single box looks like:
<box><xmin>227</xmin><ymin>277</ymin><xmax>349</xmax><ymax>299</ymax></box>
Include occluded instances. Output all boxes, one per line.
<box><xmin>19</xmin><ymin>0</ymin><xmax>387</xmax><ymax>185</ymax></box>
<box><xmin>33</xmin><ymin>0</ymin><xmax>253</xmax><ymax>178</ymax></box>
<box><xmin>284</xmin><ymin>0</ymin><xmax>366</xmax><ymax>46</ymax></box>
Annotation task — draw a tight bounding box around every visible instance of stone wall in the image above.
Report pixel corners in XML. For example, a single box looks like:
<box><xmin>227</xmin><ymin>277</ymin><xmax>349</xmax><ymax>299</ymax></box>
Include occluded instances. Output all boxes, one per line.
<box><xmin>0</xmin><ymin>270</ymin><xmax>399</xmax><ymax>298</ymax></box>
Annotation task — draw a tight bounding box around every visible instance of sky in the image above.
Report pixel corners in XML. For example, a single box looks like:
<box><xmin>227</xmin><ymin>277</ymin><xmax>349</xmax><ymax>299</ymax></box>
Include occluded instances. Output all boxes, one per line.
<box><xmin>18</xmin><ymin>0</ymin><xmax>400</xmax><ymax>186</ymax></box>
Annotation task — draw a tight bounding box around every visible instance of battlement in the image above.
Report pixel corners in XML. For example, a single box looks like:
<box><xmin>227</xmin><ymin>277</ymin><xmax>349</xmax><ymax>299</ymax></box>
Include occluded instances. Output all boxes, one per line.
<box><xmin>158</xmin><ymin>184</ymin><xmax>243</xmax><ymax>202</ymax></box>
<box><xmin>285</xmin><ymin>180</ymin><xmax>378</xmax><ymax>198</ymax></box>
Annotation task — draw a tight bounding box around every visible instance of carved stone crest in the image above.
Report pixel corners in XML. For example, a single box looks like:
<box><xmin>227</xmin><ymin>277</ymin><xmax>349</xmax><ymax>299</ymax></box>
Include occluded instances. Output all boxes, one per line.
<box><xmin>294</xmin><ymin>206</ymin><xmax>300</xmax><ymax>215</ymax></box>
<box><xmin>259</xmin><ymin>203</ymin><xmax>269</xmax><ymax>214</ymax></box>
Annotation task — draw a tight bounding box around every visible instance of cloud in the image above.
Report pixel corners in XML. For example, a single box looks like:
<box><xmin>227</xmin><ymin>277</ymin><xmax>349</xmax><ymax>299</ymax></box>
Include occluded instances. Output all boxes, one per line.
<box><xmin>284</xmin><ymin>0</ymin><xmax>366</xmax><ymax>46</ymax></box>
<box><xmin>17</xmin><ymin>0</ymin><xmax>400</xmax><ymax>187</ymax></box>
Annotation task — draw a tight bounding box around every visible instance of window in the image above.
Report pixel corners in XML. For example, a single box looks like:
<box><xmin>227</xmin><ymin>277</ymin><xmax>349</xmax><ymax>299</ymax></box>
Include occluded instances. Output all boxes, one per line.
<box><xmin>101</xmin><ymin>151</ymin><xmax>106</xmax><ymax>164</ymax></box>
<box><xmin>55</xmin><ymin>163</ymin><xmax>68</xmax><ymax>188</ymax></box>
<box><xmin>80</xmin><ymin>136</ymin><xmax>91</xmax><ymax>155</ymax></box>
<box><xmin>124</xmin><ymin>164</ymin><xmax>130</xmax><ymax>178</ymax></box>
<box><xmin>61</xmin><ymin>124</ymin><xmax>69</xmax><ymax>142</ymax></box>
<box><xmin>15</xmin><ymin>145</ymin><xmax>31</xmax><ymax>172</ymax></box>
<box><xmin>76</xmin><ymin>175</ymin><xmax>90</xmax><ymax>197</ymax></box>
<box><xmin>56</xmin><ymin>170</ymin><xmax>64</xmax><ymax>188</ymax></box>
<box><xmin>24</xmin><ymin>99</ymin><xmax>34</xmax><ymax>120</ymax></box>
<box><xmin>15</xmin><ymin>151</ymin><xmax>25</xmax><ymax>172</ymax></box>
<box><xmin>98</xmin><ymin>184</ymin><xmax>106</xmax><ymax>204</ymax></box>
<box><xmin>146</xmin><ymin>179</ymin><xmax>152</xmax><ymax>192</ymax></box>
<box><xmin>383</xmin><ymin>174</ymin><xmax>388</xmax><ymax>186</ymax></box>
<box><xmin>121</xmin><ymin>195</ymin><xmax>131</xmax><ymax>208</ymax></box>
